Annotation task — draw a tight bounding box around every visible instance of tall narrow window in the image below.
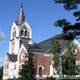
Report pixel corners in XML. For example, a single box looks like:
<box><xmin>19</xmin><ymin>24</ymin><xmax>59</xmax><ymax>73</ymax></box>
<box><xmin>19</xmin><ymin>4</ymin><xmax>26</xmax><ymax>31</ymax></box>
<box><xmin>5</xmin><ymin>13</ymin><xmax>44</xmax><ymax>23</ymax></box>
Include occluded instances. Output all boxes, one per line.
<box><xmin>39</xmin><ymin>67</ymin><xmax>42</xmax><ymax>77</ymax></box>
<box><xmin>13</xmin><ymin>32</ymin><xmax>15</xmax><ymax>39</ymax></box>
<box><xmin>14</xmin><ymin>31</ymin><xmax>16</xmax><ymax>37</ymax></box>
<box><xmin>12</xmin><ymin>28</ymin><xmax>16</xmax><ymax>39</ymax></box>
<box><xmin>25</xmin><ymin>30</ymin><xmax>27</xmax><ymax>36</ymax></box>
<box><xmin>20</xmin><ymin>30</ymin><xmax>24</xmax><ymax>36</ymax></box>
<box><xmin>12</xmin><ymin>31</ymin><xmax>16</xmax><ymax>39</ymax></box>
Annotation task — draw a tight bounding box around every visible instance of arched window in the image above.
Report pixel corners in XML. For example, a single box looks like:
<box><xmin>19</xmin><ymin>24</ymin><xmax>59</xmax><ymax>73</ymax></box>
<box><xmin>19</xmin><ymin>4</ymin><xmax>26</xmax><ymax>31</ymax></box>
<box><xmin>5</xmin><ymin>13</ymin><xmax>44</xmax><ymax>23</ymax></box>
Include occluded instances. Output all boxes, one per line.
<box><xmin>14</xmin><ymin>31</ymin><xmax>16</xmax><ymax>37</ymax></box>
<box><xmin>12</xmin><ymin>31</ymin><xmax>16</xmax><ymax>39</ymax></box>
<box><xmin>13</xmin><ymin>32</ymin><xmax>15</xmax><ymax>38</ymax></box>
<box><xmin>20</xmin><ymin>30</ymin><xmax>24</xmax><ymax>36</ymax></box>
<box><xmin>39</xmin><ymin>67</ymin><xmax>42</xmax><ymax>77</ymax></box>
<box><xmin>25</xmin><ymin>30</ymin><xmax>27</xmax><ymax>36</ymax></box>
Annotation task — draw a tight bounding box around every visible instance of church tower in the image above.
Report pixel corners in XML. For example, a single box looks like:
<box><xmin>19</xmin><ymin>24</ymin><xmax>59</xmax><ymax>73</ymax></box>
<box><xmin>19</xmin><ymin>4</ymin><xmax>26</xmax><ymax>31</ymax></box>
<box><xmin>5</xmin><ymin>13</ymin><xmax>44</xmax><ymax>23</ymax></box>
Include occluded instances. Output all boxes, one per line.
<box><xmin>3</xmin><ymin>4</ymin><xmax>54</xmax><ymax>80</ymax></box>
<box><xmin>3</xmin><ymin>5</ymin><xmax>32</xmax><ymax>80</ymax></box>
<box><xmin>9</xmin><ymin>5</ymin><xmax>32</xmax><ymax>55</ymax></box>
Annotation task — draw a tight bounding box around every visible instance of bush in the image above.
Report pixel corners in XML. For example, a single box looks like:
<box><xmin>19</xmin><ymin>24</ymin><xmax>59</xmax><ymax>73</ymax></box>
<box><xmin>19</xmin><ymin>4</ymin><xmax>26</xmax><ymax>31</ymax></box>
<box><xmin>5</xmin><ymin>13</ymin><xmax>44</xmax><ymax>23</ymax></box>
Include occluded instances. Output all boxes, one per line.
<box><xmin>7</xmin><ymin>79</ymin><xmax>14</xmax><ymax>80</ymax></box>
<box><xmin>7</xmin><ymin>78</ymin><xmax>18</xmax><ymax>80</ymax></box>
<box><xmin>43</xmin><ymin>77</ymin><xmax>58</xmax><ymax>80</ymax></box>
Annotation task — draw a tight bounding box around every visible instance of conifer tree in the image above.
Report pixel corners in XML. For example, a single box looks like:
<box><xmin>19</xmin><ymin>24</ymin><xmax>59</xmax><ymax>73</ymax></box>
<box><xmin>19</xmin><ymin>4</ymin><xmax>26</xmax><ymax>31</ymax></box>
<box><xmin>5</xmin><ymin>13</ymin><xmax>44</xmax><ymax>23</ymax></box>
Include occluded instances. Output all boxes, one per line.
<box><xmin>62</xmin><ymin>42</ymin><xmax>76</xmax><ymax>76</ymax></box>
<box><xmin>50</xmin><ymin>37</ymin><xmax>76</xmax><ymax>78</ymax></box>
<box><xmin>50</xmin><ymin>39</ymin><xmax>61</xmax><ymax>74</ymax></box>
<box><xmin>18</xmin><ymin>46</ymin><xmax>36</xmax><ymax>80</ymax></box>
<box><xmin>0</xmin><ymin>66</ymin><xmax>3</xmax><ymax>80</ymax></box>
<box><xmin>53</xmin><ymin>0</ymin><xmax>80</xmax><ymax>77</ymax></box>
<box><xmin>53</xmin><ymin>0</ymin><xmax>80</xmax><ymax>41</ymax></box>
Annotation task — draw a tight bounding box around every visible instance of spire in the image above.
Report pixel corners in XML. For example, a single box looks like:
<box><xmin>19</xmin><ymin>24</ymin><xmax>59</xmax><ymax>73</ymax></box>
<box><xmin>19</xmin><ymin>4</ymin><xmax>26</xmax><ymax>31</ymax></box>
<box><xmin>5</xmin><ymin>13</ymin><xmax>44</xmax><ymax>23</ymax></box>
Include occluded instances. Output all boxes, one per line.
<box><xmin>16</xmin><ymin>3</ymin><xmax>25</xmax><ymax>26</ymax></box>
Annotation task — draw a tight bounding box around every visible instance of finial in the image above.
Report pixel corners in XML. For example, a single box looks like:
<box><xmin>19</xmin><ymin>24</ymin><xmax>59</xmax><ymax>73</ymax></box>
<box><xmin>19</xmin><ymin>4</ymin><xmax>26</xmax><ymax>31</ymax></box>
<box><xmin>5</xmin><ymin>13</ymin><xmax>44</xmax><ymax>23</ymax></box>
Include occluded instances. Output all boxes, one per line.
<box><xmin>21</xmin><ymin>2</ymin><xmax>23</xmax><ymax>8</ymax></box>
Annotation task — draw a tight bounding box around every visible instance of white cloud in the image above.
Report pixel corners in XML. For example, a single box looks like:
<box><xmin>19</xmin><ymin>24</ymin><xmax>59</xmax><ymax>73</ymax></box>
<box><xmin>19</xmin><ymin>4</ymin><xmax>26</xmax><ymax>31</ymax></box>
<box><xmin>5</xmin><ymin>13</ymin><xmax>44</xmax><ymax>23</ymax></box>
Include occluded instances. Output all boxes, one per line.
<box><xmin>0</xmin><ymin>31</ymin><xmax>5</xmax><ymax>42</ymax></box>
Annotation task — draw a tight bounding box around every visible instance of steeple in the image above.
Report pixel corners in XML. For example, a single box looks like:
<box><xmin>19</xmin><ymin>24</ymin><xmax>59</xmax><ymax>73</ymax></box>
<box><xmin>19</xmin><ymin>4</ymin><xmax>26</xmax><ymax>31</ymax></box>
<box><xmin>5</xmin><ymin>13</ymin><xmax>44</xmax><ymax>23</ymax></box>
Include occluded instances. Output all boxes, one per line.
<box><xmin>16</xmin><ymin>3</ymin><xmax>25</xmax><ymax>26</ymax></box>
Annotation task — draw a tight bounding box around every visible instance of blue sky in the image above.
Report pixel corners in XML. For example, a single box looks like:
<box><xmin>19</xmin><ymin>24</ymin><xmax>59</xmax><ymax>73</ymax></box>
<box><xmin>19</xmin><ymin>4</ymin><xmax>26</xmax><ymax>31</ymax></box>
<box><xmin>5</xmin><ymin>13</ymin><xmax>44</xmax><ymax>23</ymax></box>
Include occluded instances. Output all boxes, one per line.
<box><xmin>0</xmin><ymin>0</ymin><xmax>78</xmax><ymax>66</ymax></box>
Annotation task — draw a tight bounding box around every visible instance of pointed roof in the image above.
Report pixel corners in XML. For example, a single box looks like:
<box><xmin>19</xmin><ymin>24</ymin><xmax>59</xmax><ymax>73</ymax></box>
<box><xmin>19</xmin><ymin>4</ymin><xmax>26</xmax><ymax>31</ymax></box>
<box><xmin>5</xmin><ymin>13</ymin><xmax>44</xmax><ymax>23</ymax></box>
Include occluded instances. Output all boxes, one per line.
<box><xmin>16</xmin><ymin>4</ymin><xmax>25</xmax><ymax>26</ymax></box>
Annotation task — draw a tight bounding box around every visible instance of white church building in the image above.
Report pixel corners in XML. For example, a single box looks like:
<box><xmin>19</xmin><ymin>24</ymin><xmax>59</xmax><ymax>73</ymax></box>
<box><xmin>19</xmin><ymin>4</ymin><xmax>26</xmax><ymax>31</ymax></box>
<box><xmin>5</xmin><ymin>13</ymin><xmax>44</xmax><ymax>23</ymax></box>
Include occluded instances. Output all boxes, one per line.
<box><xmin>3</xmin><ymin>5</ymin><xmax>54</xmax><ymax>80</ymax></box>
<box><xmin>3</xmin><ymin>4</ymin><xmax>80</xmax><ymax>80</ymax></box>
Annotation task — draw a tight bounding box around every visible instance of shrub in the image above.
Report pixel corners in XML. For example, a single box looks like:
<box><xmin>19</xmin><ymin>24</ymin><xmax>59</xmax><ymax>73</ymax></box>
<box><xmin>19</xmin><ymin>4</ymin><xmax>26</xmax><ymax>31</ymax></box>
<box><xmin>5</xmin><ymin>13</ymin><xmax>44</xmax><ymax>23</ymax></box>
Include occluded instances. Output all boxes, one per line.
<box><xmin>43</xmin><ymin>77</ymin><xmax>58</xmax><ymax>80</ymax></box>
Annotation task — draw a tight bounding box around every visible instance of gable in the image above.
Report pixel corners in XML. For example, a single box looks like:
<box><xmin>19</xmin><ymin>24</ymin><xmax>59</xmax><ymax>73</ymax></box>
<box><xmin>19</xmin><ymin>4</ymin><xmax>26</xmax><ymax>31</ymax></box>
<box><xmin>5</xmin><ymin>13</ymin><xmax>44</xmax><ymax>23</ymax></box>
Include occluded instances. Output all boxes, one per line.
<box><xmin>3</xmin><ymin>55</ymin><xmax>9</xmax><ymax>75</ymax></box>
<box><xmin>18</xmin><ymin>44</ymin><xmax>28</xmax><ymax>64</ymax></box>
<box><xmin>19</xmin><ymin>49</ymin><xmax>26</xmax><ymax>63</ymax></box>
<box><xmin>3</xmin><ymin>55</ymin><xmax>9</xmax><ymax>65</ymax></box>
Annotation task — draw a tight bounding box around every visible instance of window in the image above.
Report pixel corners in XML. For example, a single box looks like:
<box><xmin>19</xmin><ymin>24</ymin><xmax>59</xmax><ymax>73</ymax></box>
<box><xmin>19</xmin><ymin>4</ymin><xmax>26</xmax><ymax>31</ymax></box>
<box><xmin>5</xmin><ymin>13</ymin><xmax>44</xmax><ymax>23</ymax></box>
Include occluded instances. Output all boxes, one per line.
<box><xmin>39</xmin><ymin>67</ymin><xmax>42</xmax><ymax>77</ymax></box>
<box><xmin>4</xmin><ymin>64</ymin><xmax>9</xmax><ymax>69</ymax></box>
<box><xmin>14</xmin><ymin>31</ymin><xmax>16</xmax><ymax>37</ymax></box>
<box><xmin>21</xmin><ymin>53</ymin><xmax>25</xmax><ymax>60</ymax></box>
<box><xmin>12</xmin><ymin>27</ymin><xmax>16</xmax><ymax>39</ymax></box>
<box><xmin>20</xmin><ymin>30</ymin><xmax>24</xmax><ymax>36</ymax></box>
<box><xmin>11</xmin><ymin>41</ymin><xmax>15</xmax><ymax>53</ymax></box>
<box><xmin>25</xmin><ymin>30</ymin><xmax>27</xmax><ymax>36</ymax></box>
<box><xmin>13</xmin><ymin>32</ymin><xmax>15</xmax><ymax>38</ymax></box>
<box><xmin>12</xmin><ymin>31</ymin><xmax>16</xmax><ymax>39</ymax></box>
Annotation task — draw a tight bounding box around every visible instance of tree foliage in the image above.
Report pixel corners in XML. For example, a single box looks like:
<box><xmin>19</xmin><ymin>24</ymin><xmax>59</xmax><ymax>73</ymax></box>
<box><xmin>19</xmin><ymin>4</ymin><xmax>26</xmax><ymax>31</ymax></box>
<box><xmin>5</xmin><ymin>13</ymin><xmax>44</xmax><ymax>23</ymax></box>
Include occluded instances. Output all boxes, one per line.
<box><xmin>50</xmin><ymin>35</ymin><xmax>77</xmax><ymax>76</ymax></box>
<box><xmin>50</xmin><ymin>39</ymin><xmax>61</xmax><ymax>74</ymax></box>
<box><xmin>0</xmin><ymin>66</ymin><xmax>3</xmax><ymax>80</ymax></box>
<box><xmin>51</xmin><ymin>0</ymin><xmax>79</xmax><ymax>78</ymax></box>
<box><xmin>18</xmin><ymin>46</ymin><xmax>36</xmax><ymax>80</ymax></box>
<box><xmin>54</xmin><ymin>0</ymin><xmax>80</xmax><ymax>41</ymax></box>
<box><xmin>54</xmin><ymin>0</ymin><xmax>80</xmax><ymax>10</ymax></box>
<box><xmin>76</xmin><ymin>65</ymin><xmax>80</xmax><ymax>74</ymax></box>
<box><xmin>54</xmin><ymin>19</ymin><xmax>70</xmax><ymax>28</ymax></box>
<box><xmin>54</xmin><ymin>19</ymin><xmax>80</xmax><ymax>40</ymax></box>
<box><xmin>62</xmin><ymin>42</ymin><xmax>76</xmax><ymax>76</ymax></box>
<box><xmin>74</xmin><ymin>11</ymin><xmax>80</xmax><ymax>21</ymax></box>
<box><xmin>43</xmin><ymin>76</ymin><xmax>57</xmax><ymax>80</ymax></box>
<box><xmin>7</xmin><ymin>79</ymin><xmax>14</xmax><ymax>80</ymax></box>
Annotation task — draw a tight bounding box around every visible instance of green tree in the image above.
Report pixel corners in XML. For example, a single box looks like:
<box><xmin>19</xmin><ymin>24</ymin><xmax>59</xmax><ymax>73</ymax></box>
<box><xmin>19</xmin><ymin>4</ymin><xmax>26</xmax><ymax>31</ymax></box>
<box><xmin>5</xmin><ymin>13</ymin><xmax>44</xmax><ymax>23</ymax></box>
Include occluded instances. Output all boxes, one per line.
<box><xmin>50</xmin><ymin>36</ymin><xmax>77</xmax><ymax>78</ymax></box>
<box><xmin>54</xmin><ymin>0</ymin><xmax>80</xmax><ymax>10</ymax></box>
<box><xmin>0</xmin><ymin>66</ymin><xmax>3</xmax><ymax>80</ymax></box>
<box><xmin>53</xmin><ymin>0</ymin><xmax>80</xmax><ymax>77</ymax></box>
<box><xmin>62</xmin><ymin>42</ymin><xmax>76</xmax><ymax>76</ymax></box>
<box><xmin>76</xmin><ymin>65</ymin><xmax>80</xmax><ymax>74</ymax></box>
<box><xmin>18</xmin><ymin>46</ymin><xmax>36</xmax><ymax>80</ymax></box>
<box><xmin>54</xmin><ymin>0</ymin><xmax>80</xmax><ymax>41</ymax></box>
<box><xmin>50</xmin><ymin>39</ymin><xmax>61</xmax><ymax>74</ymax></box>
<box><xmin>7</xmin><ymin>79</ymin><xmax>14</xmax><ymax>80</ymax></box>
<box><xmin>43</xmin><ymin>76</ymin><xmax>57</xmax><ymax>80</ymax></box>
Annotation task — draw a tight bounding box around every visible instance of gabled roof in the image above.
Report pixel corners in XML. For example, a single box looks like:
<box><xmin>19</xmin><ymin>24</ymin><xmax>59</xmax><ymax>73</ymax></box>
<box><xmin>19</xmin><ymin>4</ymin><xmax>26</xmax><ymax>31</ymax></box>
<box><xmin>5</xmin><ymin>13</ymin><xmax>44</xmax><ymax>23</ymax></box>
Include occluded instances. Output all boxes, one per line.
<box><xmin>20</xmin><ymin>37</ymin><xmax>53</xmax><ymax>53</ymax></box>
<box><xmin>37</xmin><ymin>34</ymin><xmax>66</xmax><ymax>53</ymax></box>
<box><xmin>21</xmin><ymin>34</ymin><xmax>67</xmax><ymax>53</ymax></box>
<box><xmin>38</xmin><ymin>38</ymin><xmax>53</xmax><ymax>53</ymax></box>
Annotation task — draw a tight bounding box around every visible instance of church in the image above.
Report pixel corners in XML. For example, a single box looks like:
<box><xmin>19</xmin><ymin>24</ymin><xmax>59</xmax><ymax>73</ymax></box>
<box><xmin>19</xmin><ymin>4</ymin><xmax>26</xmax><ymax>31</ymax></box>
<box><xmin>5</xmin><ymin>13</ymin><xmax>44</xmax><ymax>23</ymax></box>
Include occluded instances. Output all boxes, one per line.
<box><xmin>3</xmin><ymin>4</ymin><xmax>80</xmax><ymax>80</ymax></box>
<box><xmin>3</xmin><ymin>5</ymin><xmax>55</xmax><ymax>80</ymax></box>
